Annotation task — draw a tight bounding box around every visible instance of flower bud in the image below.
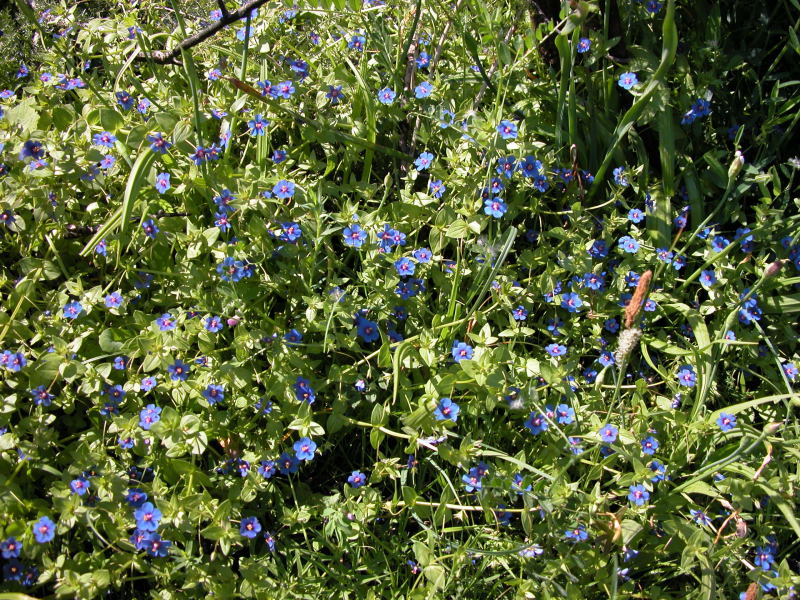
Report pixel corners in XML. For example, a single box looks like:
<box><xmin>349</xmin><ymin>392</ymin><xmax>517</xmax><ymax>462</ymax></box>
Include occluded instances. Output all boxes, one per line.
<box><xmin>765</xmin><ymin>260</ymin><xmax>785</xmax><ymax>278</ymax></box>
<box><xmin>728</xmin><ymin>150</ymin><xmax>745</xmax><ymax>179</ymax></box>
<box><xmin>227</xmin><ymin>317</ymin><xmax>240</xmax><ymax>327</ymax></box>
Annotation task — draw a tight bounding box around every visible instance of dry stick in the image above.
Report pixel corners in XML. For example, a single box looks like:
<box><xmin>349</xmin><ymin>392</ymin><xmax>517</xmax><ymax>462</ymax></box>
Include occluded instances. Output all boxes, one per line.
<box><xmin>405</xmin><ymin>0</ymin><xmax>465</xmax><ymax>157</ymax></box>
<box><xmin>473</xmin><ymin>20</ymin><xmax>519</xmax><ymax>108</ymax></box>
<box><xmin>429</xmin><ymin>0</ymin><xmax>465</xmax><ymax>78</ymax></box>
<box><xmin>398</xmin><ymin>9</ymin><xmax>420</xmax><ymax>164</ymax></box>
<box><xmin>136</xmin><ymin>0</ymin><xmax>271</xmax><ymax>65</ymax></box>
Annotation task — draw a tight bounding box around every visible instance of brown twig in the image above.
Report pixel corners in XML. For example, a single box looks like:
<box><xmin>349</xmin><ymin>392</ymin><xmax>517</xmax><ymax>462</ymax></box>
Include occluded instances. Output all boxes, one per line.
<box><xmin>136</xmin><ymin>0</ymin><xmax>270</xmax><ymax>65</ymax></box>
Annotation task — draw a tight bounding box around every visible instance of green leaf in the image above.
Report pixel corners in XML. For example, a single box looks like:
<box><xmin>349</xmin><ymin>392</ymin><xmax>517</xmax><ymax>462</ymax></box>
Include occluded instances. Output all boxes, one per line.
<box><xmin>5</xmin><ymin>98</ymin><xmax>40</xmax><ymax>132</ymax></box>
<box><xmin>444</xmin><ymin>219</ymin><xmax>470</xmax><ymax>239</ymax></box>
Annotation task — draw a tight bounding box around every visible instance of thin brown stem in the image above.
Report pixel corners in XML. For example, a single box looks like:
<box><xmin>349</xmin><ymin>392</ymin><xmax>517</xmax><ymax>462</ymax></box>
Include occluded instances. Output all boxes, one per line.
<box><xmin>137</xmin><ymin>0</ymin><xmax>269</xmax><ymax>65</ymax></box>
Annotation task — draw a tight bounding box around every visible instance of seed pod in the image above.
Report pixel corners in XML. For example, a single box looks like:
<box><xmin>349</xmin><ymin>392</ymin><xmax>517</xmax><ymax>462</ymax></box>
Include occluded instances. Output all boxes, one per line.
<box><xmin>614</xmin><ymin>328</ymin><xmax>643</xmax><ymax>365</ymax></box>
<box><xmin>624</xmin><ymin>270</ymin><xmax>652</xmax><ymax>328</ymax></box>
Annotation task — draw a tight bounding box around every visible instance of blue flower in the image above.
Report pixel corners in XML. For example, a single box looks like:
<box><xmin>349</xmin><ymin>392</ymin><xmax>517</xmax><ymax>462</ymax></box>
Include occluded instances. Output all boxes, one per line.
<box><xmin>564</xmin><ymin>525</ymin><xmax>588</xmax><ymax>542</ymax></box>
<box><xmin>434</xmin><ymin>397</ymin><xmax>460</xmax><ymax>422</ymax></box>
<box><xmin>641</xmin><ymin>436</ymin><xmax>659</xmax><ymax>455</ymax></box>
<box><xmin>278</xmin><ymin>452</ymin><xmax>300</xmax><ymax>474</ymax></box>
<box><xmin>512</xmin><ymin>306</ymin><xmax>528</xmax><ymax>321</ymax></box>
<box><xmin>416</xmin><ymin>51</ymin><xmax>430</xmax><ymax>68</ymax></box>
<box><xmin>588</xmin><ymin>239</ymin><xmax>608</xmax><ymax>258</ymax></box>
<box><xmin>452</xmin><ymin>341</ymin><xmax>474</xmax><ymax>362</ymax></box>
<box><xmin>205</xmin><ymin>315</ymin><xmax>224</xmax><ymax>333</ymax></box>
<box><xmin>258</xmin><ymin>460</ymin><xmax>277</xmax><ymax>479</ymax></box>
<box><xmin>555</xmin><ymin>404</ymin><xmax>575</xmax><ymax>425</ymax></box>
<box><xmin>525</xmin><ymin>412</ymin><xmax>548</xmax><ymax>435</ymax></box>
<box><xmin>577</xmin><ymin>37</ymin><xmax>591</xmax><ymax>53</ymax></box>
<box><xmin>690</xmin><ymin>509</ymin><xmax>712</xmax><ymax>526</ymax></box>
<box><xmin>428</xmin><ymin>179</ymin><xmax>446</xmax><ymax>198</ymax></box>
<box><xmin>147</xmin><ymin>132</ymin><xmax>172</xmax><ymax>154</ymax></box>
<box><xmin>347</xmin><ymin>471</ymin><xmax>367</xmax><ymax>487</ymax></box>
<box><xmin>63</xmin><ymin>301</ymin><xmax>83</xmax><ymax>320</ymax></box>
<box><xmin>462</xmin><ymin>467</ymin><xmax>483</xmax><ymax>492</ymax></box>
<box><xmin>168</xmin><ymin>359</ymin><xmax>191</xmax><ymax>381</ymax></box>
<box><xmin>155</xmin><ymin>172</ymin><xmax>170</xmax><ymax>194</ymax></box>
<box><xmin>93</xmin><ymin>131</ymin><xmax>117</xmax><ymax>147</ymax></box>
<box><xmin>561</xmin><ymin>292</ymin><xmax>583</xmax><ymax>312</ymax></box>
<box><xmin>134</xmin><ymin>502</ymin><xmax>162</xmax><ymax>531</ymax></box>
<box><xmin>613</xmin><ymin>166</ymin><xmax>629</xmax><ymax>187</ymax></box>
<box><xmin>142</xmin><ymin>219</ymin><xmax>159</xmax><ymax>239</ymax></box>
<box><xmin>273</xmin><ymin>180</ymin><xmax>295</xmax><ymax>199</ymax></box>
<box><xmin>754</xmin><ymin>546</ymin><xmax>775</xmax><ymax>571</ymax></box>
<box><xmin>294</xmin><ymin>437</ymin><xmax>317</xmax><ymax>461</ymax></box>
<box><xmin>483</xmin><ymin>197</ymin><xmax>507</xmax><ymax>218</ymax></box>
<box><xmin>144</xmin><ymin>534</ymin><xmax>171</xmax><ymax>557</ymax></box>
<box><xmin>348</xmin><ymin>34</ymin><xmax>366</xmax><ymax>51</ymax></box>
<box><xmin>598</xmin><ymin>350</ymin><xmax>615</xmax><ymax>367</ymax></box>
<box><xmin>394</xmin><ymin>257</ymin><xmax>416</xmax><ymax>277</ymax></box>
<box><xmin>583</xmin><ymin>272</ymin><xmax>605</xmax><ymax>291</ymax></box>
<box><xmin>649</xmin><ymin>460</ymin><xmax>667</xmax><ymax>482</ymax></box>
<box><xmin>248</xmin><ymin>114</ymin><xmax>269</xmax><ymax>136</ymax></box>
<box><xmin>627</xmin><ymin>208</ymin><xmax>645</xmax><ymax>223</ymax></box>
<box><xmin>356</xmin><ymin>316</ymin><xmax>380</xmax><ymax>343</ymax></box>
<box><xmin>599</xmin><ymin>424</ymin><xmax>618</xmax><ymax>443</ymax></box>
<box><xmin>116</xmin><ymin>90</ymin><xmax>134</xmax><ymax>110</ymax></box>
<box><xmin>155</xmin><ymin>313</ymin><xmax>176</xmax><ymax>331</ymax></box>
<box><xmin>284</xmin><ymin>329</ymin><xmax>303</xmax><ymax>346</ymax></box>
<box><xmin>377</xmin><ymin>87</ymin><xmax>396</xmax><ymax>105</ymax></box>
<box><xmin>645</xmin><ymin>0</ymin><xmax>663</xmax><ymax>13</ymax></box>
<box><xmin>415</xmin><ymin>152</ymin><xmax>434</xmax><ymax>170</ymax></box>
<box><xmin>32</xmin><ymin>517</ymin><xmax>56</xmax><ymax>543</ymax></box>
<box><xmin>292</xmin><ymin>377</ymin><xmax>317</xmax><ymax>404</ymax></box>
<box><xmin>343</xmin><ymin>224</ymin><xmax>367</xmax><ymax>247</ymax></box>
<box><xmin>263</xmin><ymin>531</ymin><xmax>277</xmax><ymax>552</ymax></box>
<box><xmin>628</xmin><ymin>484</ymin><xmax>650</xmax><ymax>506</ymax></box>
<box><xmin>1</xmin><ymin>537</ymin><xmax>22</xmax><ymax>559</ymax></box>
<box><xmin>699</xmin><ymin>270</ymin><xmax>717</xmax><ymax>288</ymax></box>
<box><xmin>240</xmin><ymin>516</ymin><xmax>262</xmax><ymax>538</ymax></box>
<box><xmin>784</xmin><ymin>362</ymin><xmax>798</xmax><ymax>381</ymax></box>
<box><xmin>203</xmin><ymin>384</ymin><xmax>225</xmax><ymax>405</ymax></box>
<box><xmin>70</xmin><ymin>477</ymin><xmax>90</xmax><ymax>496</ymax></box>
<box><xmin>496</xmin><ymin>155</ymin><xmax>516</xmax><ymax>178</ymax></box>
<box><xmin>275</xmin><ymin>81</ymin><xmax>296</xmax><ymax>99</ymax></box>
<box><xmin>497</xmin><ymin>120</ymin><xmax>518</xmax><ymax>139</ymax></box>
<box><xmin>618</xmin><ymin>72</ymin><xmax>639</xmax><ymax>90</ymax></box>
<box><xmin>545</xmin><ymin>343</ymin><xmax>567</xmax><ymax>358</ymax></box>
<box><xmin>618</xmin><ymin>235</ymin><xmax>640</xmax><ymax>254</ymax></box>
<box><xmin>1</xmin><ymin>351</ymin><xmax>27</xmax><ymax>373</ymax></box>
<box><xmin>518</xmin><ymin>155</ymin><xmax>544</xmax><ymax>178</ymax></box>
<box><xmin>414</xmin><ymin>81</ymin><xmax>433</xmax><ymax>98</ymax></box>
<box><xmin>139</xmin><ymin>404</ymin><xmax>162</xmax><ymax>430</ymax></box>
<box><xmin>676</xmin><ymin>365</ymin><xmax>696</xmax><ymax>387</ymax></box>
<box><xmin>20</xmin><ymin>140</ymin><xmax>45</xmax><ymax>160</ymax></box>
<box><xmin>413</xmin><ymin>248</ymin><xmax>432</xmax><ymax>263</ymax></box>
<box><xmin>137</xmin><ymin>377</ymin><xmax>156</xmax><ymax>395</ymax></box>
<box><xmin>326</xmin><ymin>84</ymin><xmax>346</xmax><ymax>105</ymax></box>
<box><xmin>716</xmin><ymin>412</ymin><xmax>737</xmax><ymax>432</ymax></box>
<box><xmin>100</xmin><ymin>154</ymin><xmax>116</xmax><ymax>170</ymax></box>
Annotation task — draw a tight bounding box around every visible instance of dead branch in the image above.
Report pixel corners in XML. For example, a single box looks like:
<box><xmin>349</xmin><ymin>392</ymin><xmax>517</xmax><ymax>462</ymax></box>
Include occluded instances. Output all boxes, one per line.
<box><xmin>137</xmin><ymin>0</ymin><xmax>269</xmax><ymax>65</ymax></box>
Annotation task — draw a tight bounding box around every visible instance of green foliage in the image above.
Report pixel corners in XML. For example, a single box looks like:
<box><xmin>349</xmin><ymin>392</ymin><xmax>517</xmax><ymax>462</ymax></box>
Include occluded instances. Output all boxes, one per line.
<box><xmin>1</xmin><ymin>0</ymin><xmax>799</xmax><ymax>598</ymax></box>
